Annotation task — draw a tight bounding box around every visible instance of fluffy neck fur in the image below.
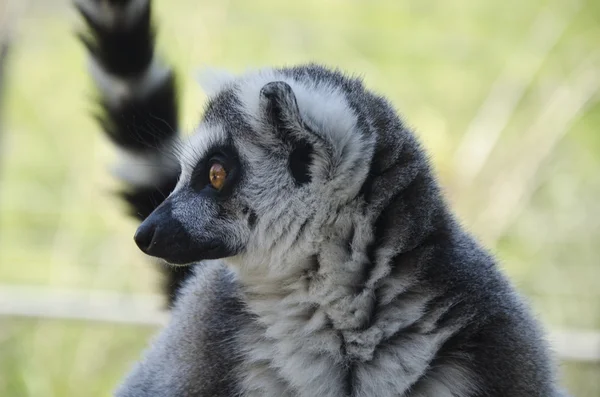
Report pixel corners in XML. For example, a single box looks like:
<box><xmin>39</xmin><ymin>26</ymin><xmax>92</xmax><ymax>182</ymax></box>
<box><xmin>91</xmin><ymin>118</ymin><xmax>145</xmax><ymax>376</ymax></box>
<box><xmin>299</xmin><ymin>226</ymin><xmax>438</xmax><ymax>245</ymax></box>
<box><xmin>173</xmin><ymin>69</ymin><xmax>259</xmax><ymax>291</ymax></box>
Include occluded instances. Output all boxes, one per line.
<box><xmin>223</xmin><ymin>124</ymin><xmax>462</xmax><ymax>396</ymax></box>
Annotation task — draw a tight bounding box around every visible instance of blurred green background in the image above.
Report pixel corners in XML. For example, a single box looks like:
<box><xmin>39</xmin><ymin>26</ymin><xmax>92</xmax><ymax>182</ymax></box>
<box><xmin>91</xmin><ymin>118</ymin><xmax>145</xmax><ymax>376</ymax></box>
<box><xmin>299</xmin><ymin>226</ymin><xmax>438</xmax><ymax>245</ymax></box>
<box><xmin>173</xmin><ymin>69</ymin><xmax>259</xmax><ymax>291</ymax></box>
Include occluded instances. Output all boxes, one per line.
<box><xmin>0</xmin><ymin>0</ymin><xmax>599</xmax><ymax>396</ymax></box>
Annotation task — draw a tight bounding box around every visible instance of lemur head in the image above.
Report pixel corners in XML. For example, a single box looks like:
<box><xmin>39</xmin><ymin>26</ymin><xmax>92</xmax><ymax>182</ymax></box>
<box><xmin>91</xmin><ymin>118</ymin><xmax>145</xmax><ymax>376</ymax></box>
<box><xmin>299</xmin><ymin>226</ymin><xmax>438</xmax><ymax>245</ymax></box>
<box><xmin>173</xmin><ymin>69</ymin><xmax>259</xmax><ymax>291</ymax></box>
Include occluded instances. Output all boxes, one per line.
<box><xmin>135</xmin><ymin>66</ymin><xmax>376</xmax><ymax>266</ymax></box>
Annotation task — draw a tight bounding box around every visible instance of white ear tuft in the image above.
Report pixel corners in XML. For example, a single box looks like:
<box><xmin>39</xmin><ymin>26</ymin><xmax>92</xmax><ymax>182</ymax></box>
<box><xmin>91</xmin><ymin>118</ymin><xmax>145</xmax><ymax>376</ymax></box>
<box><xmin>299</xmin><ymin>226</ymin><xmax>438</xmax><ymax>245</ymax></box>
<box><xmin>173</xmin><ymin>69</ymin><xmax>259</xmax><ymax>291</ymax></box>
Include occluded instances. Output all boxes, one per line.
<box><xmin>196</xmin><ymin>66</ymin><xmax>236</xmax><ymax>96</ymax></box>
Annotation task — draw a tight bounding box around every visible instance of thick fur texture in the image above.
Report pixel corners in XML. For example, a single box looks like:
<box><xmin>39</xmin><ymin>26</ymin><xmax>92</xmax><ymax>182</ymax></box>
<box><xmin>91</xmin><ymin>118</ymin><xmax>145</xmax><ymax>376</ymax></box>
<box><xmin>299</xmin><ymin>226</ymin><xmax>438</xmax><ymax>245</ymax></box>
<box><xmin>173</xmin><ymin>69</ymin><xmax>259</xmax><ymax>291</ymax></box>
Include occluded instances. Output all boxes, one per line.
<box><xmin>76</xmin><ymin>1</ymin><xmax>568</xmax><ymax>396</ymax></box>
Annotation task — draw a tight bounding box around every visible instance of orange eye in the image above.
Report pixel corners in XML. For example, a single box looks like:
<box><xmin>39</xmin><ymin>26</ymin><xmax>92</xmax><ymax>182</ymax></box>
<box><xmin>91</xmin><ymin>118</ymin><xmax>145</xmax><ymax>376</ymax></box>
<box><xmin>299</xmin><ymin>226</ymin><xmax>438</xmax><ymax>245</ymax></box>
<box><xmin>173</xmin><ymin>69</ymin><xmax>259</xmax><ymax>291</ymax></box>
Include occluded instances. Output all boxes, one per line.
<box><xmin>209</xmin><ymin>163</ymin><xmax>227</xmax><ymax>190</ymax></box>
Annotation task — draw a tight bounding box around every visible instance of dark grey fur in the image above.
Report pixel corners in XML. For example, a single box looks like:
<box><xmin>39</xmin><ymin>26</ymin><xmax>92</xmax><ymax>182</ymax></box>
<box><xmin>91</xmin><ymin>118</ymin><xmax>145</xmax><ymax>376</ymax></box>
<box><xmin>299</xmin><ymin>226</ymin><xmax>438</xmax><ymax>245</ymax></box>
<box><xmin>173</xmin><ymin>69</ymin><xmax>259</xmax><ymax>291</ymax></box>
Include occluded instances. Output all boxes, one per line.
<box><xmin>75</xmin><ymin>1</ymin><xmax>569</xmax><ymax>396</ymax></box>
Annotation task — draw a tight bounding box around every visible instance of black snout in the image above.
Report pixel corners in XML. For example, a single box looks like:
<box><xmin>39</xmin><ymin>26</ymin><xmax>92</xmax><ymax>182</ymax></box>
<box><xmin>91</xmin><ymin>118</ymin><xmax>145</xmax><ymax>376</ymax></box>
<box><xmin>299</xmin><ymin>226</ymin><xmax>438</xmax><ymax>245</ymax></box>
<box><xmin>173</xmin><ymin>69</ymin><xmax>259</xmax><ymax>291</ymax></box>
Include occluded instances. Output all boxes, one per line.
<box><xmin>134</xmin><ymin>199</ymin><xmax>234</xmax><ymax>265</ymax></box>
<box><xmin>134</xmin><ymin>200</ymin><xmax>184</xmax><ymax>260</ymax></box>
<box><xmin>133</xmin><ymin>219</ymin><xmax>159</xmax><ymax>254</ymax></box>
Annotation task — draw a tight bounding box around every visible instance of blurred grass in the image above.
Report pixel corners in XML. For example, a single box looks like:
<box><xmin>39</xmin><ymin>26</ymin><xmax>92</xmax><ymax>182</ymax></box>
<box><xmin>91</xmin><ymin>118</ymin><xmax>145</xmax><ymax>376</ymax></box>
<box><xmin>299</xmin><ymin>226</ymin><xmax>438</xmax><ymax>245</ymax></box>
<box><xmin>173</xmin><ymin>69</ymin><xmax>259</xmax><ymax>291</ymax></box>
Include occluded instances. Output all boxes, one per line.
<box><xmin>0</xmin><ymin>0</ymin><xmax>599</xmax><ymax>396</ymax></box>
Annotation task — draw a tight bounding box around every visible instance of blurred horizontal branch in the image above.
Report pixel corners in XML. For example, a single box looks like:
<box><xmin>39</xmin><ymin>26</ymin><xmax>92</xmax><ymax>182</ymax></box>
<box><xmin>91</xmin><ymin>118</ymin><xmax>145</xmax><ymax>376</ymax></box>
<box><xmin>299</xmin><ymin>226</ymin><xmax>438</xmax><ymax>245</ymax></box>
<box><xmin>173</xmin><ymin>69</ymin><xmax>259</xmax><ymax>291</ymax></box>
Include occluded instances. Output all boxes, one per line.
<box><xmin>549</xmin><ymin>329</ymin><xmax>600</xmax><ymax>363</ymax></box>
<box><xmin>0</xmin><ymin>285</ymin><xmax>168</xmax><ymax>326</ymax></box>
<box><xmin>1</xmin><ymin>284</ymin><xmax>599</xmax><ymax>362</ymax></box>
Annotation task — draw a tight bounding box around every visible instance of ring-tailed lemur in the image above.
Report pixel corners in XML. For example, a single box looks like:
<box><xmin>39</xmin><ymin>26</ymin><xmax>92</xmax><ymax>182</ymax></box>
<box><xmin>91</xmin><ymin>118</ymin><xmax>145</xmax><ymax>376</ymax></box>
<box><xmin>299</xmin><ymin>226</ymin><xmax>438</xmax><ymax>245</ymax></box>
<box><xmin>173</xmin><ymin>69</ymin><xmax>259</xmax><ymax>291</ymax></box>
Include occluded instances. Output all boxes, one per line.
<box><xmin>75</xmin><ymin>1</ymin><xmax>569</xmax><ymax>396</ymax></box>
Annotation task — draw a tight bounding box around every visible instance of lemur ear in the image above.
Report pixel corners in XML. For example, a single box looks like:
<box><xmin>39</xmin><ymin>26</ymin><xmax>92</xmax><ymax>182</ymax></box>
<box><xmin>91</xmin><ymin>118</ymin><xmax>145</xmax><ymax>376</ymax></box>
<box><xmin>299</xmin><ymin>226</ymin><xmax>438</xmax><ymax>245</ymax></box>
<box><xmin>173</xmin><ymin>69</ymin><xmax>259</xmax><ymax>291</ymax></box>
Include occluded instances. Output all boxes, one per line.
<box><xmin>260</xmin><ymin>81</ymin><xmax>315</xmax><ymax>185</ymax></box>
<box><xmin>259</xmin><ymin>81</ymin><xmax>303</xmax><ymax>135</ymax></box>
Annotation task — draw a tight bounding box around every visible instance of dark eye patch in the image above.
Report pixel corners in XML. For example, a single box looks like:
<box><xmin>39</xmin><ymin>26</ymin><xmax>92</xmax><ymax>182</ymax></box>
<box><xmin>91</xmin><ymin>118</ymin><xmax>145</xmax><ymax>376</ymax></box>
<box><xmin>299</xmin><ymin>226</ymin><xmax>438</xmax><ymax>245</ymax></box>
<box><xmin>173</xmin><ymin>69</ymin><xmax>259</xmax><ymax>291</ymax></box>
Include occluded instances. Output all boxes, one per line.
<box><xmin>190</xmin><ymin>144</ymin><xmax>241</xmax><ymax>198</ymax></box>
<box><xmin>288</xmin><ymin>139</ymin><xmax>313</xmax><ymax>185</ymax></box>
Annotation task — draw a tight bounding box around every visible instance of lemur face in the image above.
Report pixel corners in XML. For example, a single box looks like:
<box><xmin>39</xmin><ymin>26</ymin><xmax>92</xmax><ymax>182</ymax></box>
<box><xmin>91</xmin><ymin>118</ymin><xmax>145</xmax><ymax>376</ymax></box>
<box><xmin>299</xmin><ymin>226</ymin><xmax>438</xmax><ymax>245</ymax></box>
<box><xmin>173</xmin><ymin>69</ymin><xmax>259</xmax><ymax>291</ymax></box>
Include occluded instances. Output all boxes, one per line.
<box><xmin>135</xmin><ymin>70</ymin><xmax>374</xmax><ymax>265</ymax></box>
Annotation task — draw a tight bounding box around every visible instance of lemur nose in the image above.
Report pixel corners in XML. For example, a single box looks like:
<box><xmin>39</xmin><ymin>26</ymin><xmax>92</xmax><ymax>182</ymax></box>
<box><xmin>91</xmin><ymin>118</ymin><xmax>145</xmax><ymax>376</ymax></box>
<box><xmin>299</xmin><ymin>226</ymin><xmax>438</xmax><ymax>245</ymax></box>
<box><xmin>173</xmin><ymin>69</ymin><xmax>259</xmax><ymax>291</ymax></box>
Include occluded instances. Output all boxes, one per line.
<box><xmin>133</xmin><ymin>199</ymin><xmax>181</xmax><ymax>260</ymax></box>
<box><xmin>134</xmin><ymin>221</ymin><xmax>158</xmax><ymax>254</ymax></box>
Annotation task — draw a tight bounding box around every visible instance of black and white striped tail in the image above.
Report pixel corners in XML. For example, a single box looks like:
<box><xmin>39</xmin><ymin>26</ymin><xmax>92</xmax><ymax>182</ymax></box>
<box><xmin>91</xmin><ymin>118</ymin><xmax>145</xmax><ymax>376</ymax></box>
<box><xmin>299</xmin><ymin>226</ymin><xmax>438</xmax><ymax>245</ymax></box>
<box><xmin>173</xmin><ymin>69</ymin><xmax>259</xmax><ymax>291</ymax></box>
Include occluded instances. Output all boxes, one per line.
<box><xmin>75</xmin><ymin>0</ymin><xmax>194</xmax><ymax>306</ymax></box>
